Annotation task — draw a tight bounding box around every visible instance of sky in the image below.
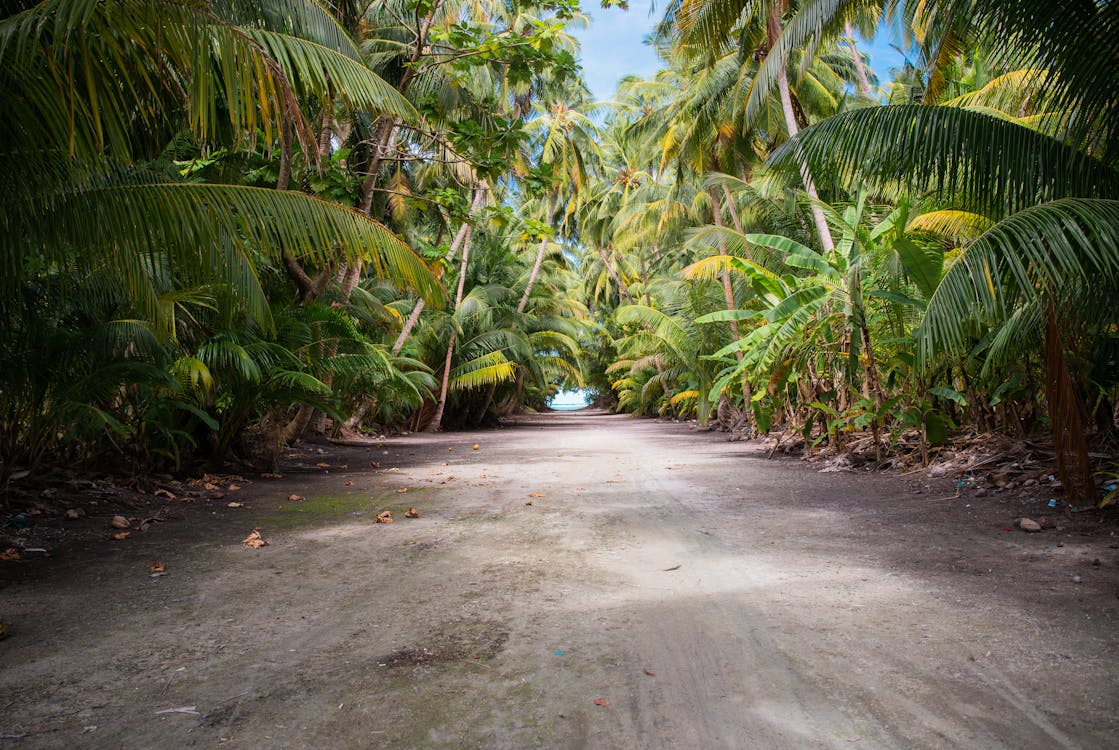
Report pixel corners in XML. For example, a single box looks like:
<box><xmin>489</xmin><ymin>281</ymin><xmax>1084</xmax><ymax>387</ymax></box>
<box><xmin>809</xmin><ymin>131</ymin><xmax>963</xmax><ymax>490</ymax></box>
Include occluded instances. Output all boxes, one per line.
<box><xmin>573</xmin><ymin>3</ymin><xmax>909</xmax><ymax>103</ymax></box>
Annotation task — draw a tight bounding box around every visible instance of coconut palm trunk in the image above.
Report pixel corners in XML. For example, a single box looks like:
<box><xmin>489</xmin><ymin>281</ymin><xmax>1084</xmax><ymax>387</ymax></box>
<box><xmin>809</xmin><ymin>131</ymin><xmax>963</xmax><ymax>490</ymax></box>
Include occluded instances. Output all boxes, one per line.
<box><xmin>845</xmin><ymin>22</ymin><xmax>874</xmax><ymax>98</ymax></box>
<box><xmin>597</xmin><ymin>247</ymin><xmax>634</xmax><ymax>303</ymax></box>
<box><xmin>392</xmin><ymin>191</ymin><xmax>485</xmax><ymax>355</ymax></box>
<box><xmin>427</xmin><ymin>186</ymin><xmax>487</xmax><ymax>431</ymax></box>
<box><xmin>516</xmin><ymin>195</ymin><xmax>559</xmax><ymax>314</ymax></box>
<box><xmin>709</xmin><ymin>187</ymin><xmax>754</xmax><ymax>415</ymax></box>
<box><xmin>768</xmin><ymin>6</ymin><xmax>835</xmax><ymax>253</ymax></box>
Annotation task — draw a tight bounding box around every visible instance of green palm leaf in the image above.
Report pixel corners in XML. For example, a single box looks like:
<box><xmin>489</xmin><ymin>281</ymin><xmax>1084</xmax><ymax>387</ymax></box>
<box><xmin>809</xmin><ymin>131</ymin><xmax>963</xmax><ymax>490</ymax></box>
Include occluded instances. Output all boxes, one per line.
<box><xmin>917</xmin><ymin>198</ymin><xmax>1119</xmax><ymax>362</ymax></box>
<box><xmin>772</xmin><ymin>106</ymin><xmax>1119</xmax><ymax>214</ymax></box>
<box><xmin>4</xmin><ymin>182</ymin><xmax>446</xmax><ymax>327</ymax></box>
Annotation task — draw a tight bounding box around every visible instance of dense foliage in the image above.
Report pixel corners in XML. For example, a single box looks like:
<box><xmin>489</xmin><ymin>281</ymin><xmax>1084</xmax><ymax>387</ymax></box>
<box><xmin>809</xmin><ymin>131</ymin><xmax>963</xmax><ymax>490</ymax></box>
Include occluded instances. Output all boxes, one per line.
<box><xmin>2</xmin><ymin>0</ymin><xmax>1116</xmax><ymax>505</ymax></box>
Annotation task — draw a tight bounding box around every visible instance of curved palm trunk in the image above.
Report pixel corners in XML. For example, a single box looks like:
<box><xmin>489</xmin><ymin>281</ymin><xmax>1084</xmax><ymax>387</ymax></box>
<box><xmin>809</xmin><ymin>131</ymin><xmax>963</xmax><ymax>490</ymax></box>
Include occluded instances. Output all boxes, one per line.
<box><xmin>427</xmin><ymin>334</ymin><xmax>456</xmax><ymax>431</ymax></box>
<box><xmin>769</xmin><ymin>7</ymin><xmax>835</xmax><ymax>254</ymax></box>
<box><xmin>598</xmin><ymin>247</ymin><xmax>634</xmax><ymax>303</ymax></box>
<box><xmin>516</xmin><ymin>197</ymin><xmax>558</xmax><ymax>314</ymax></box>
<box><xmin>393</xmin><ymin>189</ymin><xmax>486</xmax><ymax>357</ymax></box>
<box><xmin>516</xmin><ymin>237</ymin><xmax>548</xmax><ymax>314</ymax></box>
<box><xmin>710</xmin><ymin>187</ymin><xmax>754</xmax><ymax>417</ymax></box>
<box><xmin>391</xmin><ymin>299</ymin><xmax>425</xmax><ymax>355</ymax></box>
<box><xmin>426</xmin><ymin>186</ymin><xmax>487</xmax><ymax>432</ymax></box>
<box><xmin>845</xmin><ymin>22</ymin><xmax>874</xmax><ymax>98</ymax></box>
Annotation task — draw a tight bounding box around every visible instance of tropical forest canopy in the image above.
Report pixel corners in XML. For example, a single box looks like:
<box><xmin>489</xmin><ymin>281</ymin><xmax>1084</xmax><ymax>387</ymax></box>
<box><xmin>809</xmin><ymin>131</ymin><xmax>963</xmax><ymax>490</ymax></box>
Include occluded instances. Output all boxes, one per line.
<box><xmin>1</xmin><ymin>1</ymin><xmax>1116</xmax><ymax>503</ymax></box>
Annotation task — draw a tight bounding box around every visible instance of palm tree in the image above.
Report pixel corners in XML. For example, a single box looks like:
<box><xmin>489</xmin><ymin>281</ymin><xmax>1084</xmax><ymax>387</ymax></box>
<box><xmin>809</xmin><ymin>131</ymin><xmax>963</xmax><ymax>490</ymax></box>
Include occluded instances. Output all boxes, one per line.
<box><xmin>765</xmin><ymin>0</ymin><xmax>1119</xmax><ymax>499</ymax></box>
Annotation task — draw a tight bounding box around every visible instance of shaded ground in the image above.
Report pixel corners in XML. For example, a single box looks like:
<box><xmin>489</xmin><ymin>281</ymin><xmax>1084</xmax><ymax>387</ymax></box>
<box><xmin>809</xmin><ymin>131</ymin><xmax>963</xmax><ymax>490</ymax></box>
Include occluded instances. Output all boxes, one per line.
<box><xmin>2</xmin><ymin>411</ymin><xmax>1118</xmax><ymax>748</ymax></box>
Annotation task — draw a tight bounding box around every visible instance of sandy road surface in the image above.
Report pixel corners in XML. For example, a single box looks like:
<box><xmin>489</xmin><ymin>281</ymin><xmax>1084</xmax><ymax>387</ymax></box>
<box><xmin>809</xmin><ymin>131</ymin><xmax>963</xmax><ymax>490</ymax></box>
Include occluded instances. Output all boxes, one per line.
<box><xmin>2</xmin><ymin>411</ymin><xmax>1117</xmax><ymax>748</ymax></box>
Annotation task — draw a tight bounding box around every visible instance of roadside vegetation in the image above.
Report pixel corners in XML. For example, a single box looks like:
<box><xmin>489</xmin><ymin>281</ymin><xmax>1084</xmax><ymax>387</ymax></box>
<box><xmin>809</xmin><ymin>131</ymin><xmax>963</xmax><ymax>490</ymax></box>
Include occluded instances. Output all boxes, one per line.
<box><xmin>1</xmin><ymin>0</ymin><xmax>1116</xmax><ymax>507</ymax></box>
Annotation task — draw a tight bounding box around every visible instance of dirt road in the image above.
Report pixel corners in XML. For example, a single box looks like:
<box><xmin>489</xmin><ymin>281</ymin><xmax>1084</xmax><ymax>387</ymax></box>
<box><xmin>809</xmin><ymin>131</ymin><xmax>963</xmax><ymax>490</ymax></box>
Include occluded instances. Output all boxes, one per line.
<box><xmin>2</xmin><ymin>411</ymin><xmax>1117</xmax><ymax>748</ymax></box>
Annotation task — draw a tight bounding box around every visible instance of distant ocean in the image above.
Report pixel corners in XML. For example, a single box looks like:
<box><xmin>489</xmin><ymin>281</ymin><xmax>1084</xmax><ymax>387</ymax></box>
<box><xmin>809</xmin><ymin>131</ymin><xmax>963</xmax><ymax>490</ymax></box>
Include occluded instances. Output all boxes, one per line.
<box><xmin>548</xmin><ymin>390</ymin><xmax>590</xmax><ymax>411</ymax></box>
<box><xmin>549</xmin><ymin>402</ymin><xmax>588</xmax><ymax>411</ymax></box>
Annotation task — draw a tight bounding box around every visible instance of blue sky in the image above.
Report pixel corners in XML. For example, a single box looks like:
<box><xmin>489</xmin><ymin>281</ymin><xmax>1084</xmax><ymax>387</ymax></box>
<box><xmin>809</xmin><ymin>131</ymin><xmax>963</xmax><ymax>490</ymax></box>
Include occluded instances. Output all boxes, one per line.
<box><xmin>573</xmin><ymin>3</ymin><xmax>909</xmax><ymax>102</ymax></box>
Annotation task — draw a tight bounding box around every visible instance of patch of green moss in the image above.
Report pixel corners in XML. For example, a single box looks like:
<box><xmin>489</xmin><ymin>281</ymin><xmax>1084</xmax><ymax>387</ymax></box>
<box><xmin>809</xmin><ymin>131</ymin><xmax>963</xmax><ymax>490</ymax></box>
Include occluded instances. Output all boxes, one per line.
<box><xmin>263</xmin><ymin>489</ymin><xmax>430</xmax><ymax>529</ymax></box>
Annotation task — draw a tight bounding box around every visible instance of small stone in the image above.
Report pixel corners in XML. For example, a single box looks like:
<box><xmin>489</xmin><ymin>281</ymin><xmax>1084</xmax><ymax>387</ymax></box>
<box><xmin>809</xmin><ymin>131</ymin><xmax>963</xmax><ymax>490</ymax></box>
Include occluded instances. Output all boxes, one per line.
<box><xmin>1092</xmin><ymin>558</ymin><xmax>1101</xmax><ymax>567</ymax></box>
<box><xmin>65</xmin><ymin>508</ymin><xmax>82</xmax><ymax>520</ymax></box>
<box><xmin>1038</xmin><ymin>516</ymin><xmax>1056</xmax><ymax>529</ymax></box>
<box><xmin>1072</xmin><ymin>575</ymin><xmax>1082</xmax><ymax>584</ymax></box>
<box><xmin>1017</xmin><ymin>518</ymin><xmax>1042</xmax><ymax>532</ymax></box>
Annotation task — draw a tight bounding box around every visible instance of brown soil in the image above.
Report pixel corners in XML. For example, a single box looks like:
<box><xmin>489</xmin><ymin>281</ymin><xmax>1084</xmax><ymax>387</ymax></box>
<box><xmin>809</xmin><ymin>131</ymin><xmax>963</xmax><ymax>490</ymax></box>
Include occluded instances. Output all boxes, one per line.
<box><xmin>2</xmin><ymin>411</ymin><xmax>1118</xmax><ymax>748</ymax></box>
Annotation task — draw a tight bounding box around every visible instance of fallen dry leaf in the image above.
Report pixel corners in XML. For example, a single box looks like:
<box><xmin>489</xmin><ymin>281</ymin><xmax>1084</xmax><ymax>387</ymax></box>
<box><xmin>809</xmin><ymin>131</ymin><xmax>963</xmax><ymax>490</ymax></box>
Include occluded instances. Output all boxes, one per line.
<box><xmin>375</xmin><ymin>511</ymin><xmax>394</xmax><ymax>524</ymax></box>
<box><xmin>210</xmin><ymin>491</ymin><xmax>226</xmax><ymax>500</ymax></box>
<box><xmin>203</xmin><ymin>482</ymin><xmax>219</xmax><ymax>491</ymax></box>
<box><xmin>110</xmin><ymin>531</ymin><xmax>130</xmax><ymax>541</ymax></box>
<box><xmin>396</xmin><ymin>487</ymin><xmax>409</xmax><ymax>494</ymax></box>
<box><xmin>316</xmin><ymin>462</ymin><xmax>331</xmax><ymax>468</ymax></box>
<box><xmin>387</xmin><ymin>467</ymin><xmax>399</xmax><ymax>472</ymax></box>
<box><xmin>662</xmin><ymin>564</ymin><xmax>681</xmax><ymax>572</ymax></box>
<box><xmin>110</xmin><ymin>515</ymin><xmax>130</xmax><ymax>529</ymax></box>
<box><xmin>524</xmin><ymin>501</ymin><xmax>533</xmax><ymax>506</ymax></box>
<box><xmin>261</xmin><ymin>472</ymin><xmax>283</xmax><ymax>479</ymax></box>
<box><xmin>0</xmin><ymin>548</ymin><xmax>20</xmax><ymax>561</ymax></box>
<box><xmin>528</xmin><ymin>492</ymin><xmax>544</xmax><ymax>498</ymax></box>
<box><xmin>149</xmin><ymin>561</ymin><xmax>166</xmax><ymax>574</ymax></box>
<box><xmin>242</xmin><ymin>529</ymin><xmax>269</xmax><ymax>548</ymax></box>
<box><xmin>227</xmin><ymin>484</ymin><xmax>241</xmax><ymax>491</ymax></box>
<box><xmin>369</xmin><ymin>461</ymin><xmax>381</xmax><ymax>468</ymax></box>
<box><xmin>642</xmin><ymin>668</ymin><xmax>656</xmax><ymax>677</ymax></box>
<box><xmin>287</xmin><ymin>494</ymin><xmax>304</xmax><ymax>502</ymax></box>
<box><xmin>153</xmin><ymin>488</ymin><xmax>175</xmax><ymax>499</ymax></box>
<box><xmin>227</xmin><ymin>501</ymin><xmax>244</xmax><ymax>508</ymax></box>
<box><xmin>404</xmin><ymin>508</ymin><xmax>420</xmax><ymax>519</ymax></box>
<box><xmin>65</xmin><ymin>508</ymin><xmax>82</xmax><ymax>519</ymax></box>
<box><xmin>344</xmin><ymin>480</ymin><xmax>354</xmax><ymax>486</ymax></box>
<box><xmin>593</xmin><ymin>698</ymin><xmax>609</xmax><ymax>707</ymax></box>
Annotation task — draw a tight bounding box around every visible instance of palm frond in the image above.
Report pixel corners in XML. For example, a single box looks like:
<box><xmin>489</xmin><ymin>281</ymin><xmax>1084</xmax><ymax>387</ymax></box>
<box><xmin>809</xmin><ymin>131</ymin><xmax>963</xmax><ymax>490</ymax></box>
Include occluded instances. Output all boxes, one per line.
<box><xmin>449</xmin><ymin>350</ymin><xmax>516</xmax><ymax>392</ymax></box>
<box><xmin>773</xmin><ymin>106</ymin><xmax>1119</xmax><ymax>215</ymax></box>
<box><xmin>917</xmin><ymin>198</ymin><xmax>1119</xmax><ymax>362</ymax></box>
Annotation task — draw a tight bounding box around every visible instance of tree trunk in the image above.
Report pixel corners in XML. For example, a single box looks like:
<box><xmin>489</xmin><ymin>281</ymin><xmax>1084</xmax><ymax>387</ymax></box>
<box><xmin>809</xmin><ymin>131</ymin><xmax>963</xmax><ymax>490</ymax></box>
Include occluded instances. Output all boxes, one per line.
<box><xmin>1045</xmin><ymin>301</ymin><xmax>1097</xmax><ymax>503</ymax></box>
<box><xmin>427</xmin><ymin>334</ymin><xmax>456</xmax><ymax>431</ymax></box>
<box><xmin>598</xmin><ymin>247</ymin><xmax>634</xmax><ymax>303</ymax></box>
<box><xmin>426</xmin><ymin>186</ymin><xmax>487</xmax><ymax>432</ymax></box>
<box><xmin>769</xmin><ymin>7</ymin><xmax>835</xmax><ymax>253</ymax></box>
<box><xmin>391</xmin><ymin>299</ymin><xmax>425</xmax><ymax>355</ymax></box>
<box><xmin>845</xmin><ymin>22</ymin><xmax>874</xmax><ymax>98</ymax></box>
<box><xmin>394</xmin><ymin>190</ymin><xmax>487</xmax><ymax>357</ymax></box>
<box><xmin>516</xmin><ymin>237</ymin><xmax>548</xmax><ymax>314</ymax></box>
<box><xmin>710</xmin><ymin>187</ymin><xmax>753</xmax><ymax>415</ymax></box>
<box><xmin>859</xmin><ymin>321</ymin><xmax>884</xmax><ymax>462</ymax></box>
<box><xmin>722</xmin><ymin>184</ymin><xmax>745</xmax><ymax>234</ymax></box>
<box><xmin>516</xmin><ymin>196</ymin><xmax>557</xmax><ymax>314</ymax></box>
